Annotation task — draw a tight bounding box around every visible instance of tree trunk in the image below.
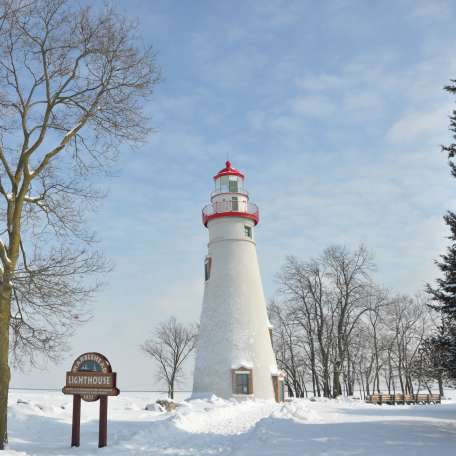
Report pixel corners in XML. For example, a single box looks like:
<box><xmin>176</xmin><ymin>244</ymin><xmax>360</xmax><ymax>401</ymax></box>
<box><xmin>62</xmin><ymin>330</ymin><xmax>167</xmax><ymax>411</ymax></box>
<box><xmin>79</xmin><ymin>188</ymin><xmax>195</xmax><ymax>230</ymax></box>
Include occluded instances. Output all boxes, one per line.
<box><xmin>332</xmin><ymin>365</ymin><xmax>342</xmax><ymax>397</ymax></box>
<box><xmin>169</xmin><ymin>378</ymin><xmax>174</xmax><ymax>400</ymax></box>
<box><xmin>0</xmin><ymin>282</ymin><xmax>12</xmax><ymax>450</ymax></box>
<box><xmin>438</xmin><ymin>372</ymin><xmax>444</xmax><ymax>396</ymax></box>
<box><xmin>0</xmin><ymin>195</ymin><xmax>24</xmax><ymax>449</ymax></box>
<box><xmin>386</xmin><ymin>352</ymin><xmax>393</xmax><ymax>394</ymax></box>
<box><xmin>425</xmin><ymin>382</ymin><xmax>432</xmax><ymax>394</ymax></box>
<box><xmin>287</xmin><ymin>384</ymin><xmax>293</xmax><ymax>398</ymax></box>
<box><xmin>358</xmin><ymin>370</ymin><xmax>365</xmax><ymax>399</ymax></box>
<box><xmin>398</xmin><ymin>360</ymin><xmax>405</xmax><ymax>394</ymax></box>
<box><xmin>372</xmin><ymin>326</ymin><xmax>381</xmax><ymax>394</ymax></box>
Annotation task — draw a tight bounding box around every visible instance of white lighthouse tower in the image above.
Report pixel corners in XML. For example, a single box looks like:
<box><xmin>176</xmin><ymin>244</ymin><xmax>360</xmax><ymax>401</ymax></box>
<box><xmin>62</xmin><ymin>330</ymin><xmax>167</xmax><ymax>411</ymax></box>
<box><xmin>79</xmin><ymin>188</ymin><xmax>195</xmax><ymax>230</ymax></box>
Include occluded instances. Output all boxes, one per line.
<box><xmin>192</xmin><ymin>161</ymin><xmax>284</xmax><ymax>401</ymax></box>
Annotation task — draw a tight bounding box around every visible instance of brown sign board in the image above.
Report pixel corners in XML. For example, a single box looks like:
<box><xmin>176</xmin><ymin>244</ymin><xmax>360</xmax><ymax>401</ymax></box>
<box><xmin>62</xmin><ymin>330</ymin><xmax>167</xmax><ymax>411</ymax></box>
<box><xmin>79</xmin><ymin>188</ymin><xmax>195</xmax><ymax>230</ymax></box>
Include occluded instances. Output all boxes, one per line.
<box><xmin>62</xmin><ymin>352</ymin><xmax>119</xmax><ymax>402</ymax></box>
<box><xmin>62</xmin><ymin>352</ymin><xmax>119</xmax><ymax>448</ymax></box>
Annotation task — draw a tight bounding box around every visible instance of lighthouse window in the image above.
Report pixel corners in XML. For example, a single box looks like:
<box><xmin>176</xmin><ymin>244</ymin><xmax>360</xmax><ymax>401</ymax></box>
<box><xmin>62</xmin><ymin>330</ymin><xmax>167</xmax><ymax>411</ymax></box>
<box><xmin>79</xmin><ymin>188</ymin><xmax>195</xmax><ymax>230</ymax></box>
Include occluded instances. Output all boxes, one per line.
<box><xmin>219</xmin><ymin>175</ymin><xmax>229</xmax><ymax>192</ymax></box>
<box><xmin>235</xmin><ymin>374</ymin><xmax>250</xmax><ymax>394</ymax></box>
<box><xmin>231</xmin><ymin>196</ymin><xmax>239</xmax><ymax>211</ymax></box>
<box><xmin>232</xmin><ymin>368</ymin><xmax>252</xmax><ymax>395</ymax></box>
<box><xmin>204</xmin><ymin>257</ymin><xmax>212</xmax><ymax>281</ymax></box>
<box><xmin>228</xmin><ymin>176</ymin><xmax>238</xmax><ymax>192</ymax></box>
<box><xmin>244</xmin><ymin>226</ymin><xmax>252</xmax><ymax>238</ymax></box>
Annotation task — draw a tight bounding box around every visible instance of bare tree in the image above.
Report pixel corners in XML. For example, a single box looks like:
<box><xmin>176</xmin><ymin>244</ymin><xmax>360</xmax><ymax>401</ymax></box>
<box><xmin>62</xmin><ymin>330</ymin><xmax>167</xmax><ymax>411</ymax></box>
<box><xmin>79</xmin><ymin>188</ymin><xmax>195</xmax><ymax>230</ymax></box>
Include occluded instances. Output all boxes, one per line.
<box><xmin>273</xmin><ymin>245</ymin><xmax>441</xmax><ymax>400</ymax></box>
<box><xmin>277</xmin><ymin>256</ymin><xmax>334</xmax><ymax>397</ymax></box>
<box><xmin>269</xmin><ymin>300</ymin><xmax>307</xmax><ymax>397</ymax></box>
<box><xmin>387</xmin><ymin>294</ymin><xmax>431</xmax><ymax>395</ymax></box>
<box><xmin>418</xmin><ymin>320</ymin><xmax>448</xmax><ymax>396</ymax></box>
<box><xmin>142</xmin><ymin>317</ymin><xmax>197</xmax><ymax>399</ymax></box>
<box><xmin>323</xmin><ymin>245</ymin><xmax>375</xmax><ymax>396</ymax></box>
<box><xmin>0</xmin><ymin>0</ymin><xmax>159</xmax><ymax>447</ymax></box>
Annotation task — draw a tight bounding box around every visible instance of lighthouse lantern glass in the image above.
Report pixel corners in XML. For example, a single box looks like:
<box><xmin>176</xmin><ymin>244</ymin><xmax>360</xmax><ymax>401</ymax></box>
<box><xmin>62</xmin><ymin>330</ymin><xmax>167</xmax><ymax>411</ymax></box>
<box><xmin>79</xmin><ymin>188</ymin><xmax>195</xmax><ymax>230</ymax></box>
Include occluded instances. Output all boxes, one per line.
<box><xmin>228</xmin><ymin>175</ymin><xmax>238</xmax><ymax>192</ymax></box>
<box><xmin>215</xmin><ymin>175</ymin><xmax>243</xmax><ymax>194</ymax></box>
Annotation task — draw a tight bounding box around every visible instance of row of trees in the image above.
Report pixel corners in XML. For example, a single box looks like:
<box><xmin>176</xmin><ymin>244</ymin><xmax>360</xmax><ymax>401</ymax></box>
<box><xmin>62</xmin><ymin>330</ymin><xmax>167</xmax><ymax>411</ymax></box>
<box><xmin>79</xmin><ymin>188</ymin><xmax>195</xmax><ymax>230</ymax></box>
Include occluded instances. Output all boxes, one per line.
<box><xmin>269</xmin><ymin>246</ymin><xmax>446</xmax><ymax>399</ymax></box>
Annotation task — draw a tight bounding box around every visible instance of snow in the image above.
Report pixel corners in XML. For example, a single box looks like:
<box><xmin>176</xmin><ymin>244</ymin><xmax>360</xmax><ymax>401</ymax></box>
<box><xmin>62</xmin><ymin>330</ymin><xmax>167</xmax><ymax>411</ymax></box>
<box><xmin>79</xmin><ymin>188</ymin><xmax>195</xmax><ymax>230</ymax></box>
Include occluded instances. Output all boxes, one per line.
<box><xmin>4</xmin><ymin>389</ymin><xmax>456</xmax><ymax>455</ymax></box>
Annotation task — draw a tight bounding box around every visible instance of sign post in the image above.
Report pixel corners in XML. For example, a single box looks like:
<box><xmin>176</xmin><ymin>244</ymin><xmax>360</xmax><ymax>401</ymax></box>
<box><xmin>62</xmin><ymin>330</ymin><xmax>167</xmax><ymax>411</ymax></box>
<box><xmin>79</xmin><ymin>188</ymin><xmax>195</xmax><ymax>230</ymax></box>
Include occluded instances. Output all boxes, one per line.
<box><xmin>63</xmin><ymin>352</ymin><xmax>119</xmax><ymax>448</ymax></box>
<box><xmin>71</xmin><ymin>395</ymin><xmax>81</xmax><ymax>447</ymax></box>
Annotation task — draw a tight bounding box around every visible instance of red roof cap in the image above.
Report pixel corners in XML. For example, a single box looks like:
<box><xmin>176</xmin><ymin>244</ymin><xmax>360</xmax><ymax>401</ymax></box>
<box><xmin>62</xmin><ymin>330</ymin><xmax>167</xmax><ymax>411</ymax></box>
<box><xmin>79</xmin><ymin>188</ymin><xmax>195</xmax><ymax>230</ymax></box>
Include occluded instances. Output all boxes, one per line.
<box><xmin>213</xmin><ymin>161</ymin><xmax>245</xmax><ymax>180</ymax></box>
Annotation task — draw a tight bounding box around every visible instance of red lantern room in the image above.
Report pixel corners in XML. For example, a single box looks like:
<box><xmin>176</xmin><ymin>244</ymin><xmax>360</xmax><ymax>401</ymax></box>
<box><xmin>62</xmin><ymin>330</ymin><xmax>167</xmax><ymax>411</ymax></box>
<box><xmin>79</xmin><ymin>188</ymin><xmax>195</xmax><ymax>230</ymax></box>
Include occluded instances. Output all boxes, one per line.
<box><xmin>202</xmin><ymin>161</ymin><xmax>259</xmax><ymax>227</ymax></box>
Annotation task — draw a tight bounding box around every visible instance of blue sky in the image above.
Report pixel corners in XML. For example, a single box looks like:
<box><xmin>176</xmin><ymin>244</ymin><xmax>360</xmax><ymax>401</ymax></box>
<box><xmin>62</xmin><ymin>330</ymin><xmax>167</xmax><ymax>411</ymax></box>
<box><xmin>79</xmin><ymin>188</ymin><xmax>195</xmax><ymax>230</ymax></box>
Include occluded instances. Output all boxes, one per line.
<box><xmin>12</xmin><ymin>0</ymin><xmax>456</xmax><ymax>390</ymax></box>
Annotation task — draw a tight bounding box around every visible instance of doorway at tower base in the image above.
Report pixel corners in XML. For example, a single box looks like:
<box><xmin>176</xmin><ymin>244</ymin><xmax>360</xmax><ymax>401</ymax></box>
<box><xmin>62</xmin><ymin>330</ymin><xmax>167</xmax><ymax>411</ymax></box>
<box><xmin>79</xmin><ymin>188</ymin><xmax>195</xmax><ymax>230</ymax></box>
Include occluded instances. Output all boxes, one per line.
<box><xmin>272</xmin><ymin>372</ymin><xmax>286</xmax><ymax>402</ymax></box>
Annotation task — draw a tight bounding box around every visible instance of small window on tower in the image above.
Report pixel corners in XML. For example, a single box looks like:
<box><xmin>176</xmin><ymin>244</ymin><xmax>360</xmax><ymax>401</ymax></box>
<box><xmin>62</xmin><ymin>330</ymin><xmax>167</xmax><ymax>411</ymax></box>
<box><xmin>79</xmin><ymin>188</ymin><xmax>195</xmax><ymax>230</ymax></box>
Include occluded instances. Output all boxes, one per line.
<box><xmin>204</xmin><ymin>257</ymin><xmax>212</xmax><ymax>281</ymax></box>
<box><xmin>244</xmin><ymin>226</ymin><xmax>252</xmax><ymax>238</ymax></box>
<box><xmin>231</xmin><ymin>196</ymin><xmax>239</xmax><ymax>211</ymax></box>
<box><xmin>235</xmin><ymin>374</ymin><xmax>250</xmax><ymax>394</ymax></box>
<box><xmin>232</xmin><ymin>368</ymin><xmax>253</xmax><ymax>395</ymax></box>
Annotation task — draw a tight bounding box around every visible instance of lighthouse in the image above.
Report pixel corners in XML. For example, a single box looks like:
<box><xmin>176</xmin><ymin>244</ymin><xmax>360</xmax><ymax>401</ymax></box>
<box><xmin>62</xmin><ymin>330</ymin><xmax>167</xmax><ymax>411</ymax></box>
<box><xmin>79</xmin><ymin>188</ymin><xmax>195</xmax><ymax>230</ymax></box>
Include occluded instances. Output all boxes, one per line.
<box><xmin>192</xmin><ymin>161</ymin><xmax>284</xmax><ymax>401</ymax></box>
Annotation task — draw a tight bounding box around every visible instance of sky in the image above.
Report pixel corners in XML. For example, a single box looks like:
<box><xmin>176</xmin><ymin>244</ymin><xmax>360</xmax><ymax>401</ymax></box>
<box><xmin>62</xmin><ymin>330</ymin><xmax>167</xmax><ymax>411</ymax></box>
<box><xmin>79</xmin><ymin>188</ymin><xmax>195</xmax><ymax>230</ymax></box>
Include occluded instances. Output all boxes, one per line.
<box><xmin>11</xmin><ymin>0</ymin><xmax>456</xmax><ymax>390</ymax></box>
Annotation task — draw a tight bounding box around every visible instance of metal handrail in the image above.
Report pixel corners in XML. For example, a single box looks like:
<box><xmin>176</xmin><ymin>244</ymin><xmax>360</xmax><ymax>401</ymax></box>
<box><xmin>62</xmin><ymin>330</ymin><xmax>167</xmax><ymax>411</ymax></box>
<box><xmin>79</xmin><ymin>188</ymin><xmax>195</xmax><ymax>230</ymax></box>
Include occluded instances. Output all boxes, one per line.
<box><xmin>210</xmin><ymin>188</ymin><xmax>249</xmax><ymax>197</ymax></box>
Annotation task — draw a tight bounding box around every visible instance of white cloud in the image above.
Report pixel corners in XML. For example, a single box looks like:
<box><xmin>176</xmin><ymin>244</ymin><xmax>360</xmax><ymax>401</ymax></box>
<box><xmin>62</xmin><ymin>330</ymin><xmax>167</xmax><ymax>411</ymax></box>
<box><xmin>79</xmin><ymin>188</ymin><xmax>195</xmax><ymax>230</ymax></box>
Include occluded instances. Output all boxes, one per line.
<box><xmin>386</xmin><ymin>105</ymin><xmax>451</xmax><ymax>144</ymax></box>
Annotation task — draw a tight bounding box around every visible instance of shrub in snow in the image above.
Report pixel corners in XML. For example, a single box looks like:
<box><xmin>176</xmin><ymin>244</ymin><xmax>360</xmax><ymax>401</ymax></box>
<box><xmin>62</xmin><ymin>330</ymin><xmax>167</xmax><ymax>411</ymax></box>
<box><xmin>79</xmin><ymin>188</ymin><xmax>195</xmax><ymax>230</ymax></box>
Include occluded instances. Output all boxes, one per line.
<box><xmin>156</xmin><ymin>399</ymin><xmax>177</xmax><ymax>412</ymax></box>
<box><xmin>145</xmin><ymin>403</ymin><xmax>165</xmax><ymax>412</ymax></box>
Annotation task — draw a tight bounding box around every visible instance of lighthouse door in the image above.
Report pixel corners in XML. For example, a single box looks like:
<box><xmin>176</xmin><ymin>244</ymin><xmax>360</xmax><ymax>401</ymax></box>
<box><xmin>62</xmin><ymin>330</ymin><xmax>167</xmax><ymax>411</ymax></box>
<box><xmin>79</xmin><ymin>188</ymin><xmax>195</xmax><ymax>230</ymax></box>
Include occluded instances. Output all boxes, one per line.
<box><xmin>272</xmin><ymin>374</ymin><xmax>285</xmax><ymax>402</ymax></box>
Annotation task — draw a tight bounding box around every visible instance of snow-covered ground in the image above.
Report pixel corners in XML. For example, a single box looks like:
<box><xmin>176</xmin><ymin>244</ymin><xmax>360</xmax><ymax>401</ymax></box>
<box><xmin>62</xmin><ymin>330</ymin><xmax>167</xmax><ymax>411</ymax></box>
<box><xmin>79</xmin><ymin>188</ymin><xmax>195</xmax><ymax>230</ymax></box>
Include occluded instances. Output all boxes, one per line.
<box><xmin>4</xmin><ymin>389</ymin><xmax>456</xmax><ymax>455</ymax></box>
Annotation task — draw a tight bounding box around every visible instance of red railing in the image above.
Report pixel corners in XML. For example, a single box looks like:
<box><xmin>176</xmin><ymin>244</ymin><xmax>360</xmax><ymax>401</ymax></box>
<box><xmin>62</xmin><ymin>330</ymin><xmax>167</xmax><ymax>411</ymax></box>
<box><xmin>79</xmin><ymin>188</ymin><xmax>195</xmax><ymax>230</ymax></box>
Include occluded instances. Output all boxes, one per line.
<box><xmin>211</xmin><ymin>188</ymin><xmax>249</xmax><ymax>198</ymax></box>
<box><xmin>202</xmin><ymin>200</ymin><xmax>259</xmax><ymax>226</ymax></box>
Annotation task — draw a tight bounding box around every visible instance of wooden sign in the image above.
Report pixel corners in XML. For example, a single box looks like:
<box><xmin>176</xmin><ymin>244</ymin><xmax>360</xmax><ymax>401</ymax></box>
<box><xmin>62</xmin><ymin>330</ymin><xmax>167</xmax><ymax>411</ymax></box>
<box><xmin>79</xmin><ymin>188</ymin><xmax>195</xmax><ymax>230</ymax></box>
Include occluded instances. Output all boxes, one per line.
<box><xmin>62</xmin><ymin>352</ymin><xmax>119</xmax><ymax>448</ymax></box>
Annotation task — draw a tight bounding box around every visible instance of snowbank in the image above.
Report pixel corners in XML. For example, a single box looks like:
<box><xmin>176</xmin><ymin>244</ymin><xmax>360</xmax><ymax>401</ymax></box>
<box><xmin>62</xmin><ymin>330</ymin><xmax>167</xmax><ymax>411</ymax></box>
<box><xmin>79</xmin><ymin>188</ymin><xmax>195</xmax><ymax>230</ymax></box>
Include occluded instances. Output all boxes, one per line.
<box><xmin>4</xmin><ymin>390</ymin><xmax>456</xmax><ymax>455</ymax></box>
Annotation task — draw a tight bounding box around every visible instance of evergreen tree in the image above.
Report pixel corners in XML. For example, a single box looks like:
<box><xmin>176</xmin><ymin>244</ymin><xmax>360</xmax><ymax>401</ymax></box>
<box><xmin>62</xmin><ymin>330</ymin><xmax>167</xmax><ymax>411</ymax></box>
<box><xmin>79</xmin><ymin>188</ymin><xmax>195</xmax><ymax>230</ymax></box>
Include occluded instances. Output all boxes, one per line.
<box><xmin>426</xmin><ymin>211</ymin><xmax>456</xmax><ymax>317</ymax></box>
<box><xmin>443</xmin><ymin>80</ymin><xmax>456</xmax><ymax>179</ymax></box>
<box><xmin>426</xmin><ymin>80</ymin><xmax>456</xmax><ymax>379</ymax></box>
